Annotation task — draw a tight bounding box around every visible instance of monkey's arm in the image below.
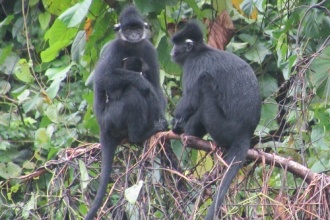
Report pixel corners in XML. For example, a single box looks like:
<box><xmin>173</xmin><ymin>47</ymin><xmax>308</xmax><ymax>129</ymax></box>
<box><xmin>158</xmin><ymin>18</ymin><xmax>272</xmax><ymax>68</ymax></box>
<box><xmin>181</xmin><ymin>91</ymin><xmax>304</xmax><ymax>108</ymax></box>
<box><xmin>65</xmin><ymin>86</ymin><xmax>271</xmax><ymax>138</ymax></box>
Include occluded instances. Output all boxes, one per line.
<box><xmin>172</xmin><ymin>72</ymin><xmax>213</xmax><ymax>134</ymax></box>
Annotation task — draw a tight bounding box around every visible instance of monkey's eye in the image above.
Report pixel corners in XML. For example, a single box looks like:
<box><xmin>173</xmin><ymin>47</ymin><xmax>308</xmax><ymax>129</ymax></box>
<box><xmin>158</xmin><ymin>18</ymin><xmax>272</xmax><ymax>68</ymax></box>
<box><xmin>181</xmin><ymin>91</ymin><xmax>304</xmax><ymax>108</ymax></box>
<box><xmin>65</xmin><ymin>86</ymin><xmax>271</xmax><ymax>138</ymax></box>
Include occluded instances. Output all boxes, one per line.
<box><xmin>185</xmin><ymin>39</ymin><xmax>194</xmax><ymax>52</ymax></box>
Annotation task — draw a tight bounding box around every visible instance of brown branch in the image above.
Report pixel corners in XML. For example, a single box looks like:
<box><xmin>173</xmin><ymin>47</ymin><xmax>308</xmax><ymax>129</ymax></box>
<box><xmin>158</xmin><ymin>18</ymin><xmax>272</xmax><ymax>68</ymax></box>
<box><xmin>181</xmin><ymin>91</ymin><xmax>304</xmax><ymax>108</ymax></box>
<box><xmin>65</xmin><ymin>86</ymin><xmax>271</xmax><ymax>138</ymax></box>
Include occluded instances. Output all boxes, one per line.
<box><xmin>16</xmin><ymin>131</ymin><xmax>330</xmax><ymax>186</ymax></box>
<box><xmin>155</xmin><ymin>131</ymin><xmax>330</xmax><ymax>184</ymax></box>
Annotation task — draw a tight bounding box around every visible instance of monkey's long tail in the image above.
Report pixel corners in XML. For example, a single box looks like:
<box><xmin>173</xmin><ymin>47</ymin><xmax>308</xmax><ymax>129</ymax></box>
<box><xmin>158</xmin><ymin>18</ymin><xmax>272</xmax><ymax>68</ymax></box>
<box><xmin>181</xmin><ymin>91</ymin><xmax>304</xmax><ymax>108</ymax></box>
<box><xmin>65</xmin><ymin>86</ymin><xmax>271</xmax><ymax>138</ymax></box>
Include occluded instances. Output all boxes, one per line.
<box><xmin>204</xmin><ymin>137</ymin><xmax>250</xmax><ymax>220</ymax></box>
<box><xmin>84</xmin><ymin>134</ymin><xmax>119</xmax><ymax>220</ymax></box>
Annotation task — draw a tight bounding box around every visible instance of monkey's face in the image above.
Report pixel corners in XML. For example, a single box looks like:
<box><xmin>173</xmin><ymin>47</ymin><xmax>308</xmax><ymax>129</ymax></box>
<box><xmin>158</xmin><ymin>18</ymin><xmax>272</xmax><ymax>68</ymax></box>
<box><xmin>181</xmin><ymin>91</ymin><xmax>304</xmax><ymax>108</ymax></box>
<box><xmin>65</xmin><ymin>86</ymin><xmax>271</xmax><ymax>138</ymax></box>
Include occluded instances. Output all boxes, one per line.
<box><xmin>170</xmin><ymin>39</ymin><xmax>194</xmax><ymax>65</ymax></box>
<box><xmin>121</xmin><ymin>25</ymin><xmax>145</xmax><ymax>42</ymax></box>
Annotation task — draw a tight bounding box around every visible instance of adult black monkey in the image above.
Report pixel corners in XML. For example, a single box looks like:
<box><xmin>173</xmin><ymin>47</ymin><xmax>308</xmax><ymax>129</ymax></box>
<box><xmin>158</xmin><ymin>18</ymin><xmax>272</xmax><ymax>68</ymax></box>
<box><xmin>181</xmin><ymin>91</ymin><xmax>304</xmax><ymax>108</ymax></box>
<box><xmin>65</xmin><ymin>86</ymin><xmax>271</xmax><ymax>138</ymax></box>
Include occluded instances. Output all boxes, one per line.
<box><xmin>171</xmin><ymin>21</ymin><xmax>261</xmax><ymax>220</ymax></box>
<box><xmin>85</xmin><ymin>6</ymin><xmax>167</xmax><ymax>220</ymax></box>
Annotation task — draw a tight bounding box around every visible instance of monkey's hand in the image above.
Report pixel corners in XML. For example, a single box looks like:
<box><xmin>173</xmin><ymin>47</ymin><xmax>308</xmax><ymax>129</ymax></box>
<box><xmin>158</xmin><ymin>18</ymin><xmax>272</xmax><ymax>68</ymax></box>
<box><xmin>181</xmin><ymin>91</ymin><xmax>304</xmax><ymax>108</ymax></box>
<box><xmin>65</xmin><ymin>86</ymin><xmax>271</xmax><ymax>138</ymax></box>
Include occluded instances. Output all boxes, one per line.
<box><xmin>172</xmin><ymin>118</ymin><xmax>184</xmax><ymax>134</ymax></box>
<box><xmin>154</xmin><ymin>118</ymin><xmax>169</xmax><ymax>132</ymax></box>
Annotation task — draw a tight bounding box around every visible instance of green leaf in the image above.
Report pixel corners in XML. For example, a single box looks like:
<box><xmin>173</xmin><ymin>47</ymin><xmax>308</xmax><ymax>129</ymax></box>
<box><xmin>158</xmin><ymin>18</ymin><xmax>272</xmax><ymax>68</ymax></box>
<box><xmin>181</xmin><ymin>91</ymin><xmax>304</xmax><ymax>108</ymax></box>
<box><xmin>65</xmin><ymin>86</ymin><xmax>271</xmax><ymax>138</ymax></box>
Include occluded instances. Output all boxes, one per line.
<box><xmin>244</xmin><ymin>42</ymin><xmax>271</xmax><ymax>64</ymax></box>
<box><xmin>311</xmin><ymin>125</ymin><xmax>330</xmax><ymax>150</ymax></box>
<box><xmin>303</xmin><ymin>9</ymin><xmax>322</xmax><ymax>38</ymax></box>
<box><xmin>240</xmin><ymin>0</ymin><xmax>255</xmax><ymax>16</ymax></box>
<box><xmin>39</xmin><ymin>11</ymin><xmax>51</xmax><ymax>30</ymax></box>
<box><xmin>46</xmin><ymin>81</ymin><xmax>60</xmax><ymax>99</ymax></box>
<box><xmin>157</xmin><ymin>35</ymin><xmax>181</xmax><ymax>75</ymax></box>
<box><xmin>45</xmin><ymin>104</ymin><xmax>59</xmax><ymax>123</ymax></box>
<box><xmin>35</xmin><ymin>128</ymin><xmax>51</xmax><ymax>147</ymax></box>
<box><xmin>135</xmin><ymin>0</ymin><xmax>165</xmax><ymax>14</ymax></box>
<box><xmin>0</xmin><ymin>141</ymin><xmax>10</xmax><ymax>151</ymax></box>
<box><xmin>59</xmin><ymin>0</ymin><xmax>92</xmax><ymax>28</ymax></box>
<box><xmin>79</xmin><ymin>159</ymin><xmax>90</xmax><ymax>192</ymax></box>
<box><xmin>311</xmin><ymin>159</ymin><xmax>330</xmax><ymax>173</ymax></box>
<box><xmin>14</xmin><ymin>59</ymin><xmax>34</xmax><ymax>83</ymax></box>
<box><xmin>0</xmin><ymin>162</ymin><xmax>21</xmax><ymax>179</ymax></box>
<box><xmin>41</xmin><ymin>39</ymin><xmax>71</xmax><ymax>63</ymax></box>
<box><xmin>71</xmin><ymin>31</ymin><xmax>86</xmax><ymax>62</ymax></box>
<box><xmin>44</xmin><ymin>19</ymin><xmax>77</xmax><ymax>45</ymax></box>
<box><xmin>0</xmin><ymin>45</ymin><xmax>13</xmax><ymax>65</ymax></box>
<box><xmin>308</xmin><ymin>46</ymin><xmax>330</xmax><ymax>103</ymax></box>
<box><xmin>22</xmin><ymin>94</ymin><xmax>41</xmax><ymax>113</ymax></box>
<box><xmin>45</xmin><ymin>65</ymin><xmax>72</xmax><ymax>98</ymax></box>
<box><xmin>258</xmin><ymin>75</ymin><xmax>278</xmax><ymax>99</ymax></box>
<box><xmin>45</xmin><ymin>65</ymin><xmax>72</xmax><ymax>82</ymax></box>
<box><xmin>22</xmin><ymin>192</ymin><xmax>36</xmax><ymax>219</ymax></box>
<box><xmin>125</xmin><ymin>180</ymin><xmax>144</xmax><ymax>204</ymax></box>
<box><xmin>0</xmin><ymin>81</ymin><xmax>11</xmax><ymax>94</ymax></box>
<box><xmin>42</xmin><ymin>0</ymin><xmax>78</xmax><ymax>16</ymax></box>
<box><xmin>0</xmin><ymin>14</ymin><xmax>14</xmax><ymax>27</ymax></box>
<box><xmin>17</xmin><ymin>89</ymin><xmax>30</xmax><ymax>104</ymax></box>
<box><xmin>259</xmin><ymin>98</ymin><xmax>278</xmax><ymax>130</ymax></box>
<box><xmin>184</xmin><ymin>0</ymin><xmax>202</xmax><ymax>17</ymax></box>
<box><xmin>0</xmin><ymin>53</ymin><xmax>19</xmax><ymax>75</ymax></box>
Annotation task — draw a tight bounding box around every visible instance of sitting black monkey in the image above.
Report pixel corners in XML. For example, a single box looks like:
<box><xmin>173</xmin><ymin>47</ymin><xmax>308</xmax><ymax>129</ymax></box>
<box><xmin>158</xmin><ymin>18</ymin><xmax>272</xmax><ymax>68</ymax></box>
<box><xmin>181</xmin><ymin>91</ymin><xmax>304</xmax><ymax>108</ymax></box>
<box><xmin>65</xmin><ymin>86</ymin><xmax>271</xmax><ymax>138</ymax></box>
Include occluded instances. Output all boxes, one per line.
<box><xmin>171</xmin><ymin>21</ymin><xmax>261</xmax><ymax>220</ymax></box>
<box><xmin>85</xmin><ymin>5</ymin><xmax>167</xmax><ymax>220</ymax></box>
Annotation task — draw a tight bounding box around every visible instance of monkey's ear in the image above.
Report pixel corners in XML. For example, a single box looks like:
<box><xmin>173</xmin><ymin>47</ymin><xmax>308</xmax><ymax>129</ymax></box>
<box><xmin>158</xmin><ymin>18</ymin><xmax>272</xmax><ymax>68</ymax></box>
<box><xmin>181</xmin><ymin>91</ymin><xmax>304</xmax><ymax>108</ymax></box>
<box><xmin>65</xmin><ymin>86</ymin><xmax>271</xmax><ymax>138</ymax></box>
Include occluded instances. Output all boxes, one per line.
<box><xmin>144</xmin><ymin>22</ymin><xmax>149</xmax><ymax>29</ymax></box>
<box><xmin>185</xmin><ymin>39</ymin><xmax>194</xmax><ymax>52</ymax></box>
<box><xmin>114</xmin><ymin>23</ymin><xmax>121</xmax><ymax>31</ymax></box>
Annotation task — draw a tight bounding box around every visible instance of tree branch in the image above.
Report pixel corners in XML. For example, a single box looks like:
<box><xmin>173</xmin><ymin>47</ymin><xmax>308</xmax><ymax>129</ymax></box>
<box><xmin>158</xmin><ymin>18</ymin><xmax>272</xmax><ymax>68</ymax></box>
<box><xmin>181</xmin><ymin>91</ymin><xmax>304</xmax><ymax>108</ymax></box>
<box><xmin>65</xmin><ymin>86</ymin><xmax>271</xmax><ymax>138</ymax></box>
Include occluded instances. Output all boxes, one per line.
<box><xmin>155</xmin><ymin>131</ymin><xmax>330</xmax><ymax>184</ymax></box>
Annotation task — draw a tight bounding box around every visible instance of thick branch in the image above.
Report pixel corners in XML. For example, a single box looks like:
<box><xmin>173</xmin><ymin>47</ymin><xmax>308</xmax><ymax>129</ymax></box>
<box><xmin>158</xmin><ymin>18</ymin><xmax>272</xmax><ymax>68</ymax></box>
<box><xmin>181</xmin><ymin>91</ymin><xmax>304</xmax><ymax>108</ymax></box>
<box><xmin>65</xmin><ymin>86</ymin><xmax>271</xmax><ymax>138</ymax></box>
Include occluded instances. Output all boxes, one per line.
<box><xmin>156</xmin><ymin>131</ymin><xmax>330</xmax><ymax>184</ymax></box>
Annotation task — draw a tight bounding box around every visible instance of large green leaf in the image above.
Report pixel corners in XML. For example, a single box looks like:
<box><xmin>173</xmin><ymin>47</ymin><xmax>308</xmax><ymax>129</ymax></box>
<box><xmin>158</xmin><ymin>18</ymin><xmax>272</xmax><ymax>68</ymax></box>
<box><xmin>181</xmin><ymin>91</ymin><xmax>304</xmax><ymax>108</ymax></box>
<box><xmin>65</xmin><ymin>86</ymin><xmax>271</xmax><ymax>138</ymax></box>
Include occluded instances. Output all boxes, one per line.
<box><xmin>42</xmin><ymin>0</ymin><xmax>79</xmax><ymax>16</ymax></box>
<box><xmin>14</xmin><ymin>59</ymin><xmax>33</xmax><ymax>83</ymax></box>
<box><xmin>308</xmin><ymin>46</ymin><xmax>330</xmax><ymax>104</ymax></box>
<box><xmin>59</xmin><ymin>0</ymin><xmax>92</xmax><ymax>28</ymax></box>
<box><xmin>41</xmin><ymin>40</ymin><xmax>71</xmax><ymax>63</ymax></box>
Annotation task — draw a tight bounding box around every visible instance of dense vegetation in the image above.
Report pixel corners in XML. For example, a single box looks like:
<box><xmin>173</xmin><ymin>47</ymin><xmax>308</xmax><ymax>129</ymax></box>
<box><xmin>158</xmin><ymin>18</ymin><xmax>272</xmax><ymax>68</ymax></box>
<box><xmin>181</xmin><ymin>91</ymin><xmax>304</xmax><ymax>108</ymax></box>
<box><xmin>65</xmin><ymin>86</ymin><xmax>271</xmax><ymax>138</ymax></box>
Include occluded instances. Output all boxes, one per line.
<box><xmin>0</xmin><ymin>0</ymin><xmax>329</xmax><ymax>219</ymax></box>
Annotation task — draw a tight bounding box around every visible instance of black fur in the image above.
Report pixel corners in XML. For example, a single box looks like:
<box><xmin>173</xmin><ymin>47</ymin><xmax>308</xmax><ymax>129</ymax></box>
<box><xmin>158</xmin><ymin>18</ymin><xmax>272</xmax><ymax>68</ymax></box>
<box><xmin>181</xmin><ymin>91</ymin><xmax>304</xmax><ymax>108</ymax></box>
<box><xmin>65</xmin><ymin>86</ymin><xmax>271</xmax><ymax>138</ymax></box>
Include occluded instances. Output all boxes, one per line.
<box><xmin>85</xmin><ymin>6</ymin><xmax>167</xmax><ymax>220</ymax></box>
<box><xmin>171</xmin><ymin>21</ymin><xmax>261</xmax><ymax>220</ymax></box>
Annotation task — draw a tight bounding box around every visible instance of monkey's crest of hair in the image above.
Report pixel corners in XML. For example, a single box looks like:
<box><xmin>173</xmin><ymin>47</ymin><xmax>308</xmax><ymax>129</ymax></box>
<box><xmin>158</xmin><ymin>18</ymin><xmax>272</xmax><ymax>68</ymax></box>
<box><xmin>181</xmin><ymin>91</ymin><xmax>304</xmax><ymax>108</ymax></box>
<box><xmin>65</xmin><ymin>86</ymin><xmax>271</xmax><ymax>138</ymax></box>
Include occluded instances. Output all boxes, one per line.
<box><xmin>172</xmin><ymin>21</ymin><xmax>204</xmax><ymax>44</ymax></box>
<box><xmin>119</xmin><ymin>5</ymin><xmax>144</xmax><ymax>27</ymax></box>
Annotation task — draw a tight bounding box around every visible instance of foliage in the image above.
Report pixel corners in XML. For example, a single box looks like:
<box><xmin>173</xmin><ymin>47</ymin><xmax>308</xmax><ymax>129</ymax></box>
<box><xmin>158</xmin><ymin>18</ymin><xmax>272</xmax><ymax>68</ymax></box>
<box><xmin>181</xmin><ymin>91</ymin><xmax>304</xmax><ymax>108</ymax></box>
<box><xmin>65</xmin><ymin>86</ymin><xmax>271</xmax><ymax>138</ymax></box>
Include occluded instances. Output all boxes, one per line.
<box><xmin>0</xmin><ymin>0</ymin><xmax>330</xmax><ymax>219</ymax></box>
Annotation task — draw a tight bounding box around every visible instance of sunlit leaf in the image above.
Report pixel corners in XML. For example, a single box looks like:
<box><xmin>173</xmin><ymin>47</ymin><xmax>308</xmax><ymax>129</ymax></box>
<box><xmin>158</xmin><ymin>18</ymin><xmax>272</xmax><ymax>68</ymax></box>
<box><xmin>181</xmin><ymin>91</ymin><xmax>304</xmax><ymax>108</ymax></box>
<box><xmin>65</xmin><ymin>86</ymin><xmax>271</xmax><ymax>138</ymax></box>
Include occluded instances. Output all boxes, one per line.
<box><xmin>44</xmin><ymin>19</ymin><xmax>77</xmax><ymax>45</ymax></box>
<box><xmin>41</xmin><ymin>40</ymin><xmax>71</xmax><ymax>63</ymax></box>
<box><xmin>42</xmin><ymin>0</ymin><xmax>78</xmax><ymax>16</ymax></box>
<box><xmin>125</xmin><ymin>180</ymin><xmax>144</xmax><ymax>204</ymax></box>
<box><xmin>45</xmin><ymin>65</ymin><xmax>72</xmax><ymax>82</ymax></box>
<box><xmin>193</xmin><ymin>151</ymin><xmax>213</xmax><ymax>178</ymax></box>
<box><xmin>14</xmin><ymin>59</ymin><xmax>33</xmax><ymax>83</ymax></box>
<box><xmin>59</xmin><ymin>0</ymin><xmax>92</xmax><ymax>28</ymax></box>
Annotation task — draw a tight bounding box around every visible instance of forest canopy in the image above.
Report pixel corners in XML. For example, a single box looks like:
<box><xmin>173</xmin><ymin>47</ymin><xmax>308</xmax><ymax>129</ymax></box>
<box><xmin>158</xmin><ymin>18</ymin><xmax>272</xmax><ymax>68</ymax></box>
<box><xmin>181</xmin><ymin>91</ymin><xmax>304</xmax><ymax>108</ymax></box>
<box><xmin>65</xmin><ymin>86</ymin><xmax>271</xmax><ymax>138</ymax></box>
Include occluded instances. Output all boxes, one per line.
<box><xmin>0</xmin><ymin>0</ymin><xmax>330</xmax><ymax>219</ymax></box>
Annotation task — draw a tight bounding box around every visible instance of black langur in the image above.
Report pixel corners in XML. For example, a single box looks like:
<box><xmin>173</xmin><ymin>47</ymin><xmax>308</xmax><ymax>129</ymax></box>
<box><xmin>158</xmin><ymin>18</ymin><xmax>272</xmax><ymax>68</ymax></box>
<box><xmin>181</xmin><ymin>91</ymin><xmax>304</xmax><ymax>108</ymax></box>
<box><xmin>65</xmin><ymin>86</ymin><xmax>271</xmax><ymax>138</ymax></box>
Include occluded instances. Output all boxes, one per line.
<box><xmin>85</xmin><ymin>6</ymin><xmax>167</xmax><ymax>220</ymax></box>
<box><xmin>171</xmin><ymin>21</ymin><xmax>261</xmax><ymax>220</ymax></box>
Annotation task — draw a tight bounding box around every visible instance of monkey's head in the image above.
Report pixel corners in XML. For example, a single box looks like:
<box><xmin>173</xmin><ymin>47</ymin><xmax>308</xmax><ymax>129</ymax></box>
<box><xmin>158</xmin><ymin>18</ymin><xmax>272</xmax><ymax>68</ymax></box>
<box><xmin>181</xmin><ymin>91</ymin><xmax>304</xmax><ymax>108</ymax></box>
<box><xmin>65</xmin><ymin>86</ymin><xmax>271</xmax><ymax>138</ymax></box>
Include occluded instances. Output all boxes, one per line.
<box><xmin>170</xmin><ymin>21</ymin><xmax>204</xmax><ymax>65</ymax></box>
<box><xmin>114</xmin><ymin>5</ymin><xmax>149</xmax><ymax>43</ymax></box>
